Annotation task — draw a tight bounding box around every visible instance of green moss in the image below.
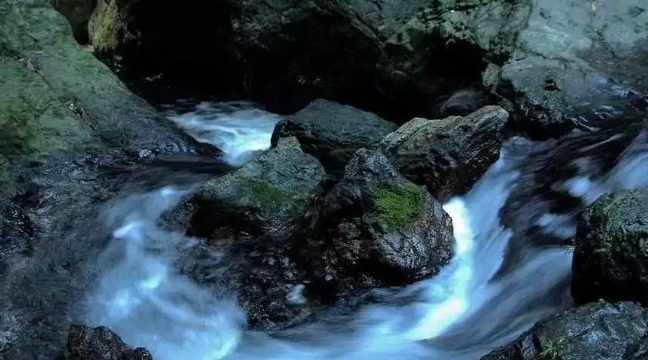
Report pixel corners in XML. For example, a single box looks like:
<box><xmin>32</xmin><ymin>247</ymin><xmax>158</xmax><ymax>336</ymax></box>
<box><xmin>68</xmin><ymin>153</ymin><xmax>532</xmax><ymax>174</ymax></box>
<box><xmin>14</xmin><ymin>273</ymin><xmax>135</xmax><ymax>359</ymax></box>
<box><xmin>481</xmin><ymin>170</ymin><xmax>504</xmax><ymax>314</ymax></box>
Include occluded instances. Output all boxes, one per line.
<box><xmin>240</xmin><ymin>178</ymin><xmax>291</xmax><ymax>208</ymax></box>
<box><xmin>373</xmin><ymin>182</ymin><xmax>423</xmax><ymax>229</ymax></box>
<box><xmin>90</xmin><ymin>0</ymin><xmax>118</xmax><ymax>50</ymax></box>
<box><xmin>539</xmin><ymin>338</ymin><xmax>566</xmax><ymax>360</ymax></box>
<box><xmin>329</xmin><ymin>147</ymin><xmax>358</xmax><ymax>165</ymax></box>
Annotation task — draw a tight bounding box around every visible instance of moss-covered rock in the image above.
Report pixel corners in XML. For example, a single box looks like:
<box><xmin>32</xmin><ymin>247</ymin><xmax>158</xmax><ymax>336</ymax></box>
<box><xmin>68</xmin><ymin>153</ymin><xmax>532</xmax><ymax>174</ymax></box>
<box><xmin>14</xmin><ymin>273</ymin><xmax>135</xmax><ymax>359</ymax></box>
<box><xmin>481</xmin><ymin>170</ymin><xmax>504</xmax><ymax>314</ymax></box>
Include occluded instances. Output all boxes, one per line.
<box><xmin>380</xmin><ymin>105</ymin><xmax>508</xmax><ymax>202</ymax></box>
<box><xmin>480</xmin><ymin>301</ymin><xmax>648</xmax><ymax>360</ymax></box>
<box><xmin>300</xmin><ymin>148</ymin><xmax>454</xmax><ymax>297</ymax></box>
<box><xmin>571</xmin><ymin>188</ymin><xmax>648</xmax><ymax>306</ymax></box>
<box><xmin>0</xmin><ymin>2</ymin><xmax>214</xmax><ymax>356</ymax></box>
<box><xmin>373</xmin><ymin>182</ymin><xmax>423</xmax><ymax>229</ymax></box>
<box><xmin>58</xmin><ymin>325</ymin><xmax>152</xmax><ymax>360</ymax></box>
<box><xmin>186</xmin><ymin>137</ymin><xmax>326</xmax><ymax>241</ymax></box>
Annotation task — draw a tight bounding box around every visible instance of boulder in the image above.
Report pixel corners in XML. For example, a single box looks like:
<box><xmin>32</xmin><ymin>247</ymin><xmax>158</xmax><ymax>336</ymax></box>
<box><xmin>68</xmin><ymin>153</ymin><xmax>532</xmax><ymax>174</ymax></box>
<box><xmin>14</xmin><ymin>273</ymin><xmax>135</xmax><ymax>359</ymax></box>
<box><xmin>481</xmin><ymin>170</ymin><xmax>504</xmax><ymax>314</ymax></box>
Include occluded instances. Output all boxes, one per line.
<box><xmin>495</xmin><ymin>0</ymin><xmax>648</xmax><ymax>138</ymax></box>
<box><xmin>480</xmin><ymin>301</ymin><xmax>648</xmax><ymax>360</ymax></box>
<box><xmin>0</xmin><ymin>0</ymin><xmax>214</xmax><ymax>357</ymax></box>
<box><xmin>50</xmin><ymin>0</ymin><xmax>97</xmax><ymax>43</ymax></box>
<box><xmin>58</xmin><ymin>325</ymin><xmax>152</xmax><ymax>360</ymax></box>
<box><xmin>439</xmin><ymin>88</ymin><xmax>488</xmax><ymax>117</ymax></box>
<box><xmin>379</xmin><ymin>106</ymin><xmax>508</xmax><ymax>202</ymax></box>
<box><xmin>571</xmin><ymin>188</ymin><xmax>648</xmax><ymax>306</ymax></box>
<box><xmin>380</xmin><ymin>0</ymin><xmax>648</xmax><ymax>138</ymax></box>
<box><xmin>171</xmin><ymin>137</ymin><xmax>326</xmax><ymax>329</ymax></box>
<box><xmin>186</xmin><ymin>136</ymin><xmax>326</xmax><ymax>241</ymax></box>
<box><xmin>300</xmin><ymin>149</ymin><xmax>454</xmax><ymax>298</ymax></box>
<box><xmin>270</xmin><ymin>99</ymin><xmax>398</xmax><ymax>176</ymax></box>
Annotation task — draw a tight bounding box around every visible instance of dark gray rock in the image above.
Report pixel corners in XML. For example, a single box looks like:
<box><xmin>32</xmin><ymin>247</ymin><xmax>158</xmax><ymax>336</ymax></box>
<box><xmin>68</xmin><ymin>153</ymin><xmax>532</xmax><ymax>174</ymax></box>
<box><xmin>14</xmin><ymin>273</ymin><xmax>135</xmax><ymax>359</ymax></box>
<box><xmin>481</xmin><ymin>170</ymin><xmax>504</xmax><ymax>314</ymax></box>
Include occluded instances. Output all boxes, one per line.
<box><xmin>480</xmin><ymin>301</ymin><xmax>648</xmax><ymax>360</ymax></box>
<box><xmin>572</xmin><ymin>188</ymin><xmax>648</xmax><ymax>306</ymax></box>
<box><xmin>58</xmin><ymin>325</ymin><xmax>152</xmax><ymax>360</ymax></box>
<box><xmin>439</xmin><ymin>88</ymin><xmax>488</xmax><ymax>117</ymax></box>
<box><xmin>87</xmin><ymin>0</ymin><xmax>429</xmax><ymax>115</ymax></box>
<box><xmin>381</xmin><ymin>0</ymin><xmax>648</xmax><ymax>138</ymax></box>
<box><xmin>270</xmin><ymin>99</ymin><xmax>398</xmax><ymax>176</ymax></box>
<box><xmin>300</xmin><ymin>149</ymin><xmax>454</xmax><ymax>298</ymax></box>
<box><xmin>379</xmin><ymin>106</ymin><xmax>508</xmax><ymax>202</ymax></box>
<box><xmin>494</xmin><ymin>0</ymin><xmax>648</xmax><ymax>138</ymax></box>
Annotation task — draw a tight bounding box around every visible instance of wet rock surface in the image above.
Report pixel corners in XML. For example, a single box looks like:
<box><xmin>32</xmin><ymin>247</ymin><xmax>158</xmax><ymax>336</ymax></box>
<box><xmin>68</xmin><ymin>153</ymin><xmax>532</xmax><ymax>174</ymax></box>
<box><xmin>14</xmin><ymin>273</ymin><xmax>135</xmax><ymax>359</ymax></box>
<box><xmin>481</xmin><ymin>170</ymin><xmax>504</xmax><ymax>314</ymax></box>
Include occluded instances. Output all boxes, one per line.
<box><xmin>0</xmin><ymin>0</ymin><xmax>219</xmax><ymax>357</ymax></box>
<box><xmin>480</xmin><ymin>301</ymin><xmax>648</xmax><ymax>360</ymax></box>
<box><xmin>271</xmin><ymin>99</ymin><xmax>398</xmax><ymax>176</ymax></box>
<box><xmin>172</xmin><ymin>137</ymin><xmax>326</xmax><ymax>328</ymax></box>
<box><xmin>57</xmin><ymin>325</ymin><xmax>152</xmax><ymax>360</ymax></box>
<box><xmin>380</xmin><ymin>106</ymin><xmax>508</xmax><ymax>202</ymax></box>
<box><xmin>86</xmin><ymin>0</ymin><xmax>648</xmax><ymax>136</ymax></box>
<box><xmin>185</xmin><ymin>136</ymin><xmax>326</xmax><ymax>241</ymax></box>
<box><xmin>572</xmin><ymin>187</ymin><xmax>648</xmax><ymax>306</ymax></box>
<box><xmin>299</xmin><ymin>149</ymin><xmax>454</xmax><ymax>299</ymax></box>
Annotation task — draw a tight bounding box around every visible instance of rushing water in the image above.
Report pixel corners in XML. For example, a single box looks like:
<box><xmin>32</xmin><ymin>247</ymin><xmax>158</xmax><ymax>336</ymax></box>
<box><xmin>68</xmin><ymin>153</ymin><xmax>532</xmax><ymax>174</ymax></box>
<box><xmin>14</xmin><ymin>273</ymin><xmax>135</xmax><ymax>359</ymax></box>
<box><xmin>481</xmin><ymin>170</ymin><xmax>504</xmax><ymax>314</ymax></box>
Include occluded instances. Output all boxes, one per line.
<box><xmin>83</xmin><ymin>101</ymin><xmax>648</xmax><ymax>359</ymax></box>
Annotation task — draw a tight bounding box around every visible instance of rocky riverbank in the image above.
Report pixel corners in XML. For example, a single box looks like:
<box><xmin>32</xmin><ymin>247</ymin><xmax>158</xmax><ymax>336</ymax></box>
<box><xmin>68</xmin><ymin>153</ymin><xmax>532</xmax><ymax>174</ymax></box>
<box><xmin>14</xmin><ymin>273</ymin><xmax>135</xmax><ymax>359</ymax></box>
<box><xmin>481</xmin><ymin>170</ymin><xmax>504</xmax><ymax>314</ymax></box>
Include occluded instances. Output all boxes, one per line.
<box><xmin>2</xmin><ymin>0</ymin><xmax>648</xmax><ymax>359</ymax></box>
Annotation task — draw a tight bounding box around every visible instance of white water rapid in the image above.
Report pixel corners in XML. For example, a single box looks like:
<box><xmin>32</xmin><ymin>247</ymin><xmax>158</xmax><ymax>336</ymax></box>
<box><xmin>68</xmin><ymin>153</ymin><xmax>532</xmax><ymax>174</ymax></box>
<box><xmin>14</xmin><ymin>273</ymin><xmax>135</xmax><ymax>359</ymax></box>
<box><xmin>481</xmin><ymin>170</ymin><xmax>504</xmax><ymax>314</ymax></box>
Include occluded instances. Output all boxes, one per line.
<box><xmin>84</xmin><ymin>102</ymin><xmax>648</xmax><ymax>360</ymax></box>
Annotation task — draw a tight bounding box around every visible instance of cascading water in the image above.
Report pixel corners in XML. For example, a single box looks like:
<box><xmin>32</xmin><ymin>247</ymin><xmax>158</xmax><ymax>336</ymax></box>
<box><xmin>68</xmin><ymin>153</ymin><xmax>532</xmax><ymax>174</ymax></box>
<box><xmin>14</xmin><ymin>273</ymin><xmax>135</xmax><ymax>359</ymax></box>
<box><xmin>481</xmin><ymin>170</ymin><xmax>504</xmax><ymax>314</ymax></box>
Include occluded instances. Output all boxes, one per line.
<box><xmin>83</xmin><ymin>101</ymin><xmax>648</xmax><ymax>360</ymax></box>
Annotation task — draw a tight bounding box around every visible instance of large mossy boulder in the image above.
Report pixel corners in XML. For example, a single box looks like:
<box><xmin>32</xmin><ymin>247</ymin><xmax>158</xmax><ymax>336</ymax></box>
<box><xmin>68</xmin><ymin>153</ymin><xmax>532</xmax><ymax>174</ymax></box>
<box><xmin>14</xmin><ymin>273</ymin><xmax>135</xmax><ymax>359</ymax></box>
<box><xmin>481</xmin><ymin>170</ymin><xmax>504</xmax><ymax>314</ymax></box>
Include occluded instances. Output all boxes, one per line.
<box><xmin>379</xmin><ymin>106</ymin><xmax>508</xmax><ymax>202</ymax></box>
<box><xmin>571</xmin><ymin>188</ymin><xmax>648</xmax><ymax>306</ymax></box>
<box><xmin>300</xmin><ymin>149</ymin><xmax>454</xmax><ymax>297</ymax></box>
<box><xmin>186</xmin><ymin>136</ymin><xmax>326</xmax><ymax>241</ymax></box>
<box><xmin>480</xmin><ymin>301</ymin><xmax>648</xmax><ymax>360</ymax></box>
<box><xmin>270</xmin><ymin>99</ymin><xmax>398</xmax><ymax>176</ymax></box>
<box><xmin>0</xmin><ymin>1</ymin><xmax>213</xmax><ymax>357</ymax></box>
<box><xmin>57</xmin><ymin>325</ymin><xmax>152</xmax><ymax>360</ymax></box>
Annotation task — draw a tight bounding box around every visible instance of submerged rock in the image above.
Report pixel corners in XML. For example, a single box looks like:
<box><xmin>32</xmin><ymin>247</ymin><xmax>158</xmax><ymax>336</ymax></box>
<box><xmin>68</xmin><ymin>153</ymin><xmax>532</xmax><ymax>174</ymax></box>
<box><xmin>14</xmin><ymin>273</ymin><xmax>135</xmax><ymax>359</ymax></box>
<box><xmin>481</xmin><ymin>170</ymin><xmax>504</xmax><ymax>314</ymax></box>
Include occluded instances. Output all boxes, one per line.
<box><xmin>380</xmin><ymin>106</ymin><xmax>508</xmax><ymax>202</ymax></box>
<box><xmin>480</xmin><ymin>301</ymin><xmax>648</xmax><ymax>360</ymax></box>
<box><xmin>58</xmin><ymin>325</ymin><xmax>152</xmax><ymax>360</ymax></box>
<box><xmin>572</xmin><ymin>188</ymin><xmax>648</xmax><ymax>306</ymax></box>
<box><xmin>185</xmin><ymin>136</ymin><xmax>326</xmax><ymax>241</ymax></box>
<box><xmin>271</xmin><ymin>99</ymin><xmax>398</xmax><ymax>176</ymax></box>
<box><xmin>300</xmin><ymin>149</ymin><xmax>454</xmax><ymax>298</ymax></box>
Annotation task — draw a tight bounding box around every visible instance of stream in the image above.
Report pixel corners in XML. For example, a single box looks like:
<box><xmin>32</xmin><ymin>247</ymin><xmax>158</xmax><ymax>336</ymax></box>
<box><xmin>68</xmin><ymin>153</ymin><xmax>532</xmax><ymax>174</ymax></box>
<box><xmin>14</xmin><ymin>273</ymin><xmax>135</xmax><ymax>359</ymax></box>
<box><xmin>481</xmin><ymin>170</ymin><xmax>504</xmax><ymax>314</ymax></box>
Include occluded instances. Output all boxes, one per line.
<box><xmin>81</xmin><ymin>101</ymin><xmax>648</xmax><ymax>360</ymax></box>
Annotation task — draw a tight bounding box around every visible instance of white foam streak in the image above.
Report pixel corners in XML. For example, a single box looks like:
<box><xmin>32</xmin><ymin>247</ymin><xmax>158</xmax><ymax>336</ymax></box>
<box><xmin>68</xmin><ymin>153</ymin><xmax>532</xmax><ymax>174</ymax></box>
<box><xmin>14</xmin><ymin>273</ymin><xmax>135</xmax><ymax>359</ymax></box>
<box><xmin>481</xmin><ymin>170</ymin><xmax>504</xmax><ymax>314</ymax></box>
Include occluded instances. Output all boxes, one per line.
<box><xmin>166</xmin><ymin>101</ymin><xmax>282</xmax><ymax>166</ymax></box>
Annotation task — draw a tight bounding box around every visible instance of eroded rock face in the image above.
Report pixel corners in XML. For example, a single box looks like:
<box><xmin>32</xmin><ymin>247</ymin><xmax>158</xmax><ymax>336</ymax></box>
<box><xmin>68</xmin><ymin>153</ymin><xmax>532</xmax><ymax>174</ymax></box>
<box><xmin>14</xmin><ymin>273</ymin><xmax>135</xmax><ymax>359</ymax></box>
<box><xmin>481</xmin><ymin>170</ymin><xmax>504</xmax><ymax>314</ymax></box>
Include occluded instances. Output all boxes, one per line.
<box><xmin>380</xmin><ymin>106</ymin><xmax>508</xmax><ymax>202</ymax></box>
<box><xmin>58</xmin><ymin>325</ymin><xmax>152</xmax><ymax>360</ymax></box>
<box><xmin>480</xmin><ymin>301</ymin><xmax>648</xmax><ymax>360</ymax></box>
<box><xmin>270</xmin><ymin>99</ymin><xmax>398</xmax><ymax>176</ymax></box>
<box><xmin>572</xmin><ymin>188</ymin><xmax>648</xmax><ymax>306</ymax></box>
<box><xmin>381</xmin><ymin>0</ymin><xmax>648</xmax><ymax>137</ymax></box>
<box><xmin>300</xmin><ymin>149</ymin><xmax>454</xmax><ymax>298</ymax></box>
<box><xmin>50</xmin><ymin>0</ymin><xmax>97</xmax><ymax>43</ymax></box>
<box><xmin>496</xmin><ymin>0</ymin><xmax>648</xmax><ymax>138</ymax></box>
<box><xmin>185</xmin><ymin>136</ymin><xmax>326</xmax><ymax>241</ymax></box>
